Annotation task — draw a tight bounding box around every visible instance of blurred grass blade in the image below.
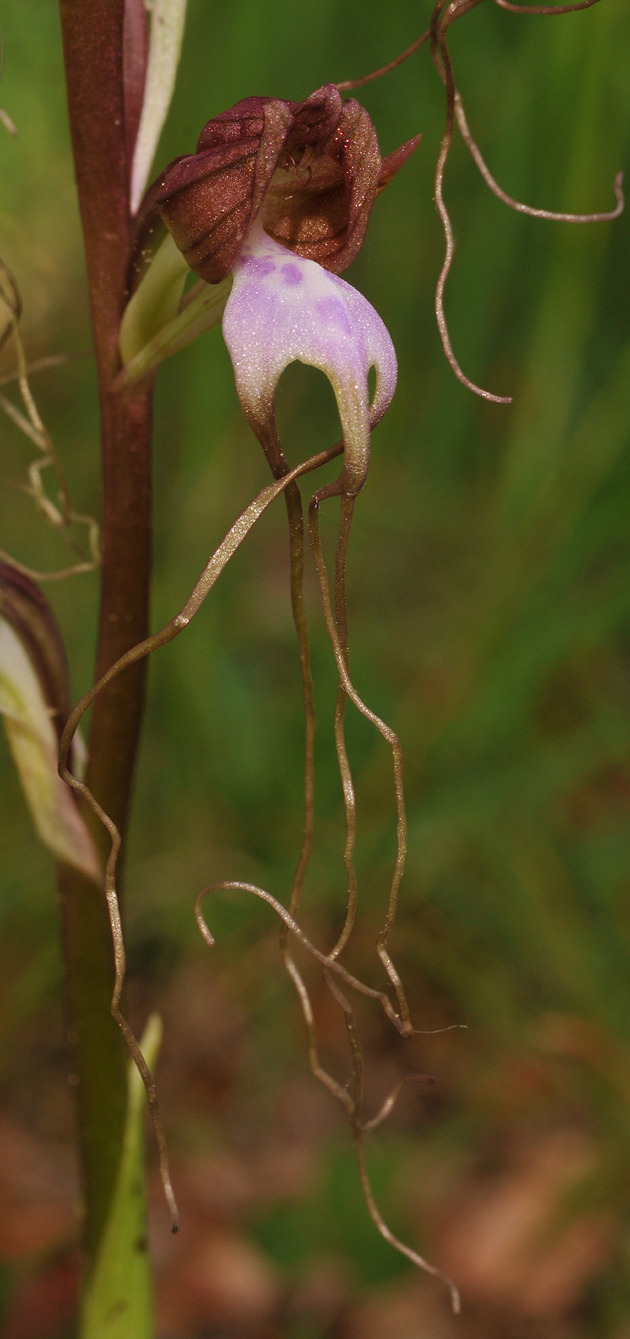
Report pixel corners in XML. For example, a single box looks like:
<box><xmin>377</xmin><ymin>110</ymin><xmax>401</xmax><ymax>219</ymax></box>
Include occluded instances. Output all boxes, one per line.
<box><xmin>80</xmin><ymin>1014</ymin><xmax>163</xmax><ymax>1339</ymax></box>
<box><xmin>494</xmin><ymin>0</ymin><xmax>622</xmax><ymax>532</ymax></box>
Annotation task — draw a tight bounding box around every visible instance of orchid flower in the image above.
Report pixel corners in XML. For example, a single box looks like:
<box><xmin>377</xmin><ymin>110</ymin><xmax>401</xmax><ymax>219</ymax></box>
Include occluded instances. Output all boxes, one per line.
<box><xmin>125</xmin><ymin>85</ymin><xmax>419</xmax><ymax>485</ymax></box>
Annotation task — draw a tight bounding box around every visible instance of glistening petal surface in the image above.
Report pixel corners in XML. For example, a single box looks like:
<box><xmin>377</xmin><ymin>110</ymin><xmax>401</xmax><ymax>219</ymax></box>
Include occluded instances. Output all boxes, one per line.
<box><xmin>221</xmin><ymin>222</ymin><xmax>397</xmax><ymax>493</ymax></box>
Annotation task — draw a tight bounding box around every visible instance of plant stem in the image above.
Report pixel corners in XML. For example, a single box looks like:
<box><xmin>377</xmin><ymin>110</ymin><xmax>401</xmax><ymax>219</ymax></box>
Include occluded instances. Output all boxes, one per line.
<box><xmin>57</xmin><ymin>0</ymin><xmax>153</xmax><ymax>1270</ymax></box>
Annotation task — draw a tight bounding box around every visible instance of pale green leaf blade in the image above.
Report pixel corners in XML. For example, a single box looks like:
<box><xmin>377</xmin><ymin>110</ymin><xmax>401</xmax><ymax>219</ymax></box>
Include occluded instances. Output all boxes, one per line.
<box><xmin>118</xmin><ymin>272</ymin><xmax>232</xmax><ymax>386</ymax></box>
<box><xmin>0</xmin><ymin>614</ymin><xmax>100</xmax><ymax>879</ymax></box>
<box><xmin>130</xmin><ymin>0</ymin><xmax>188</xmax><ymax>215</ymax></box>
<box><xmin>80</xmin><ymin>1015</ymin><xmax>163</xmax><ymax>1339</ymax></box>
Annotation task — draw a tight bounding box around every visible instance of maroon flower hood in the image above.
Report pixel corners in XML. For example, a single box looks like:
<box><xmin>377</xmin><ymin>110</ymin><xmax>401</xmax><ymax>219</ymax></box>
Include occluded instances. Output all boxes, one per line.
<box><xmin>136</xmin><ymin>84</ymin><xmax>420</xmax><ymax>285</ymax></box>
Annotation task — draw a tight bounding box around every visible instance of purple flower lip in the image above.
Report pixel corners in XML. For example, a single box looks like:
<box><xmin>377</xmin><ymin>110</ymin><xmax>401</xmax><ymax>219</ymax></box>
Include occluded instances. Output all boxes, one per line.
<box><xmin>222</xmin><ymin>221</ymin><xmax>397</xmax><ymax>497</ymax></box>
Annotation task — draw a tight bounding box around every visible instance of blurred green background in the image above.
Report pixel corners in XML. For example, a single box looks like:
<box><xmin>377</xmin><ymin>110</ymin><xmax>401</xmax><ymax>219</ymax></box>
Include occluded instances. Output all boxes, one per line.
<box><xmin>1</xmin><ymin>1</ymin><xmax>630</xmax><ymax>1335</ymax></box>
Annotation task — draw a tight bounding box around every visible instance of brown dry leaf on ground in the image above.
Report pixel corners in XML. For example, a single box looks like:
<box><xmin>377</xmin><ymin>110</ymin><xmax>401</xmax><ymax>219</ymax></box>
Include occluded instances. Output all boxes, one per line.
<box><xmin>2</xmin><ymin>1251</ymin><xmax>79</xmax><ymax>1339</ymax></box>
<box><xmin>142</xmin><ymin>960</ymin><xmax>247</xmax><ymax>1111</ymax></box>
<box><xmin>285</xmin><ymin>1256</ymin><xmax>350</xmax><ymax>1333</ymax></box>
<box><xmin>0</xmin><ymin>1117</ymin><xmax>78</xmax><ymax>1339</ymax></box>
<box><xmin>433</xmin><ymin>1127</ymin><xmax>614</xmax><ymax>1323</ymax></box>
<box><xmin>0</xmin><ymin>946</ymin><xmax>621</xmax><ymax>1339</ymax></box>
<box><xmin>343</xmin><ymin>1277</ymin><xmax>462</xmax><ymax>1339</ymax></box>
<box><xmin>156</xmin><ymin>1226</ymin><xmax>282</xmax><ymax>1338</ymax></box>
<box><xmin>0</xmin><ymin>1117</ymin><xmax>76</xmax><ymax>1260</ymax></box>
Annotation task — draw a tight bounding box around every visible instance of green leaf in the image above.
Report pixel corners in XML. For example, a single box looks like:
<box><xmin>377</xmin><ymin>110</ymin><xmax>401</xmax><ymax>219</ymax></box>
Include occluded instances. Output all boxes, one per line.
<box><xmin>80</xmin><ymin>1015</ymin><xmax>163</xmax><ymax>1339</ymax></box>
<box><xmin>130</xmin><ymin>0</ymin><xmax>189</xmax><ymax>215</ymax></box>
<box><xmin>0</xmin><ymin>567</ymin><xmax>99</xmax><ymax>880</ymax></box>
<box><xmin>119</xmin><ymin>231</ymin><xmax>190</xmax><ymax>366</ymax></box>
<box><xmin>118</xmin><ymin>250</ymin><xmax>232</xmax><ymax>387</ymax></box>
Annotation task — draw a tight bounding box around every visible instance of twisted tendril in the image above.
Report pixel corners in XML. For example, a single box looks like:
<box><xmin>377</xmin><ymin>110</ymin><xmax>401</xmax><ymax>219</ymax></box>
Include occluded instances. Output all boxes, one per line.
<box><xmin>58</xmin><ymin>441</ymin><xmax>345</xmax><ymax>1231</ymax></box>
<box><xmin>0</xmin><ymin>261</ymin><xmax>100</xmax><ymax>580</ymax></box>
<box><xmin>335</xmin><ymin>0</ymin><xmax>622</xmax><ymax>401</ymax></box>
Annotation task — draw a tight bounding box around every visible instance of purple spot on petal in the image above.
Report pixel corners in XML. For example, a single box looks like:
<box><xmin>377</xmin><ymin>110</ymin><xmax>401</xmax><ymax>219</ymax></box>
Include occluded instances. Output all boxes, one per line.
<box><xmin>316</xmin><ymin>296</ymin><xmax>353</xmax><ymax>334</ymax></box>
<box><xmin>241</xmin><ymin>256</ymin><xmax>276</xmax><ymax>278</ymax></box>
<box><xmin>281</xmin><ymin>263</ymin><xmax>303</xmax><ymax>287</ymax></box>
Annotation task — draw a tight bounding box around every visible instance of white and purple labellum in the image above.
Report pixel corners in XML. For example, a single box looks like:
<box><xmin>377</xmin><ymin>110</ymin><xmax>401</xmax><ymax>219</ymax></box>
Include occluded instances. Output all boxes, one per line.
<box><xmin>222</xmin><ymin>220</ymin><xmax>397</xmax><ymax>495</ymax></box>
